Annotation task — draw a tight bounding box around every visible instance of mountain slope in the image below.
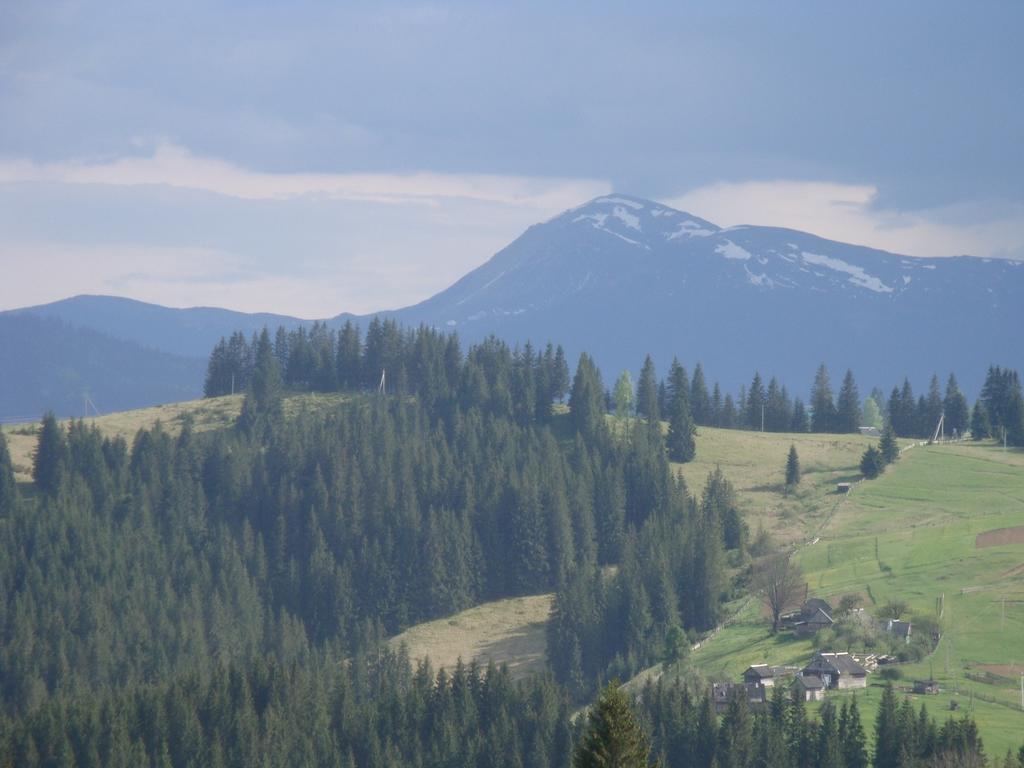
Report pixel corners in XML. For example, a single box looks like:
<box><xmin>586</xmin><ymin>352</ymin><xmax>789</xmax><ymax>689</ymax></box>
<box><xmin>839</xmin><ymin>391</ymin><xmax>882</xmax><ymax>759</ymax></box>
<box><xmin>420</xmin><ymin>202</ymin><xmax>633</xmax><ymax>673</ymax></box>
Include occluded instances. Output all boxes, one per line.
<box><xmin>4</xmin><ymin>194</ymin><xmax>1023</xmax><ymax>413</ymax></box>
<box><xmin>0</xmin><ymin>314</ymin><xmax>206</xmax><ymax>420</ymax></box>
<box><xmin>388</xmin><ymin>194</ymin><xmax>1024</xmax><ymax>395</ymax></box>
<box><xmin>6</xmin><ymin>294</ymin><xmax>306</xmax><ymax>359</ymax></box>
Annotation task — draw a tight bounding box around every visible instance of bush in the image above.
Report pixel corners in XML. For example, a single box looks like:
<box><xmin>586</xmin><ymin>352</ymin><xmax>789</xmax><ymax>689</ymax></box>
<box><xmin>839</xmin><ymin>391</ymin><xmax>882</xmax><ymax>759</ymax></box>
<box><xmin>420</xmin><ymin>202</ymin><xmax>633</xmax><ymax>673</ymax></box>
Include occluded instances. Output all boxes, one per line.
<box><xmin>880</xmin><ymin>666</ymin><xmax>903</xmax><ymax>681</ymax></box>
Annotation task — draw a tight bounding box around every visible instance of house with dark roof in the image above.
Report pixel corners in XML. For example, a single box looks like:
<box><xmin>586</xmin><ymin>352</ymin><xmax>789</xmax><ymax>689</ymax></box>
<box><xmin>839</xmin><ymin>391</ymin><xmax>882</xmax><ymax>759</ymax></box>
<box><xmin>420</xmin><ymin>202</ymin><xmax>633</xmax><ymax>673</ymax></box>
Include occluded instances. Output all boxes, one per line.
<box><xmin>880</xmin><ymin>618</ymin><xmax>912</xmax><ymax>644</ymax></box>
<box><xmin>802</xmin><ymin>652</ymin><xmax>868</xmax><ymax>689</ymax></box>
<box><xmin>742</xmin><ymin>664</ymin><xmax>800</xmax><ymax>687</ymax></box>
<box><xmin>782</xmin><ymin>598</ymin><xmax>835</xmax><ymax>637</ymax></box>
<box><xmin>793</xmin><ymin>674</ymin><xmax>826</xmax><ymax>701</ymax></box>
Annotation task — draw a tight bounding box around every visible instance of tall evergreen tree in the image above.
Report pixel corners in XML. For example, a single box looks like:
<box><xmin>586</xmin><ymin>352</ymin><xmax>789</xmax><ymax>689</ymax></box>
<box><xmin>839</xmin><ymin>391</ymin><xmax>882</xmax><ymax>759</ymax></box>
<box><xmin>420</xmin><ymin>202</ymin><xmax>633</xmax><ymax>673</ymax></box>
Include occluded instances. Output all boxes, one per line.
<box><xmin>835</xmin><ymin>370</ymin><xmax>862</xmax><ymax>433</ymax></box>
<box><xmin>666</xmin><ymin>360</ymin><xmax>696</xmax><ymax>462</ymax></box>
<box><xmin>840</xmin><ymin>697</ymin><xmax>869</xmax><ymax>768</ymax></box>
<box><xmin>614</xmin><ymin>372</ymin><xmax>635</xmax><ymax>421</ymax></box>
<box><xmin>690</xmin><ymin>363</ymin><xmax>711</xmax><ymax>427</ymax></box>
<box><xmin>791</xmin><ymin>398</ymin><xmax>809</xmax><ymax>432</ymax></box>
<box><xmin>874</xmin><ymin>685</ymin><xmax>900</xmax><ymax>768</ymax></box>
<box><xmin>971</xmin><ymin>400</ymin><xmax>991</xmax><ymax>440</ymax></box>
<box><xmin>746</xmin><ymin>372</ymin><xmax>766</xmax><ymax>431</ymax></box>
<box><xmin>239</xmin><ymin>329</ymin><xmax>283</xmax><ymax>432</ymax></box>
<box><xmin>943</xmin><ymin>374</ymin><xmax>970</xmax><ymax>437</ymax></box>
<box><xmin>879</xmin><ymin>425</ymin><xmax>899</xmax><ymax>465</ymax></box>
<box><xmin>32</xmin><ymin>411</ymin><xmax>66</xmax><ymax>494</ymax></box>
<box><xmin>785</xmin><ymin>445</ymin><xmax>800</xmax><ymax>488</ymax></box>
<box><xmin>573</xmin><ymin>682</ymin><xmax>656</xmax><ymax>768</ymax></box>
<box><xmin>811</xmin><ymin>364</ymin><xmax>836</xmax><ymax>433</ymax></box>
<box><xmin>570</xmin><ymin>354</ymin><xmax>607</xmax><ymax>439</ymax></box>
<box><xmin>636</xmin><ymin>356</ymin><xmax>660</xmax><ymax>423</ymax></box>
<box><xmin>860</xmin><ymin>445</ymin><xmax>883</xmax><ymax>480</ymax></box>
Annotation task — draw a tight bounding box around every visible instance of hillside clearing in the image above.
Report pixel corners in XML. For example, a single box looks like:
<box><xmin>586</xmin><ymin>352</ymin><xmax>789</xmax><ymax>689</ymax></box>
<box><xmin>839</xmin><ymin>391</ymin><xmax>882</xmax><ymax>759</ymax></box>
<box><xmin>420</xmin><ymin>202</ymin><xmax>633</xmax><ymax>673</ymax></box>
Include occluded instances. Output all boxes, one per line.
<box><xmin>388</xmin><ymin>594</ymin><xmax>552</xmax><ymax>680</ymax></box>
<box><xmin>1</xmin><ymin>392</ymin><xmax>354</xmax><ymax>482</ymax></box>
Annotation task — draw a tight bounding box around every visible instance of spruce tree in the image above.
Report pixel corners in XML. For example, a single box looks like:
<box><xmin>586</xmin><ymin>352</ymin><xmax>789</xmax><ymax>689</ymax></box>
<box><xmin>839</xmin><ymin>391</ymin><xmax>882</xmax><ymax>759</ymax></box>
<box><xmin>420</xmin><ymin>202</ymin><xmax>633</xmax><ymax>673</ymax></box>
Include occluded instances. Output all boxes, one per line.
<box><xmin>570</xmin><ymin>353</ymin><xmax>607</xmax><ymax>439</ymax></box>
<box><xmin>811</xmin><ymin>364</ymin><xmax>836</xmax><ymax>433</ymax></box>
<box><xmin>860</xmin><ymin>445</ymin><xmax>883</xmax><ymax>479</ymax></box>
<box><xmin>636</xmin><ymin>356</ymin><xmax>659</xmax><ymax>423</ymax></box>
<box><xmin>614</xmin><ymin>371</ymin><xmax>634</xmax><ymax>421</ymax></box>
<box><xmin>835</xmin><ymin>370</ymin><xmax>862</xmax><ymax>433</ymax></box>
<box><xmin>666</xmin><ymin>360</ymin><xmax>696</xmax><ymax>462</ymax></box>
<box><xmin>746</xmin><ymin>372</ymin><xmax>766</xmax><ymax>430</ymax></box>
<box><xmin>879</xmin><ymin>425</ymin><xmax>899</xmax><ymax>465</ymax></box>
<box><xmin>573</xmin><ymin>682</ymin><xmax>656</xmax><ymax>768</ymax></box>
<box><xmin>791</xmin><ymin>398</ymin><xmax>809</xmax><ymax>432</ymax></box>
<box><xmin>33</xmin><ymin>411</ymin><xmax>66</xmax><ymax>494</ymax></box>
<box><xmin>943</xmin><ymin>374</ymin><xmax>970</xmax><ymax>437</ymax></box>
<box><xmin>874</xmin><ymin>684</ymin><xmax>899</xmax><ymax>768</ymax></box>
<box><xmin>239</xmin><ymin>329</ymin><xmax>283</xmax><ymax>432</ymax></box>
<box><xmin>785</xmin><ymin>445</ymin><xmax>800</xmax><ymax>488</ymax></box>
<box><xmin>690</xmin><ymin>363</ymin><xmax>711</xmax><ymax>426</ymax></box>
<box><xmin>842</xmin><ymin>697</ymin><xmax>869</xmax><ymax>768</ymax></box>
<box><xmin>970</xmin><ymin>401</ymin><xmax>990</xmax><ymax>440</ymax></box>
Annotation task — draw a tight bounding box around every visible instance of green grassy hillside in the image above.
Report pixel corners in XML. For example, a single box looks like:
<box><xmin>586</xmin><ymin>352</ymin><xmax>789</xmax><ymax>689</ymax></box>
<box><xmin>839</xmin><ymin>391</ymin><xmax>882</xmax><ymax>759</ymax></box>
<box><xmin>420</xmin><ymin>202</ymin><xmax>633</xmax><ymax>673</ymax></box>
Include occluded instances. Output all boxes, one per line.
<box><xmin>645</xmin><ymin>436</ymin><xmax>1024</xmax><ymax>757</ymax></box>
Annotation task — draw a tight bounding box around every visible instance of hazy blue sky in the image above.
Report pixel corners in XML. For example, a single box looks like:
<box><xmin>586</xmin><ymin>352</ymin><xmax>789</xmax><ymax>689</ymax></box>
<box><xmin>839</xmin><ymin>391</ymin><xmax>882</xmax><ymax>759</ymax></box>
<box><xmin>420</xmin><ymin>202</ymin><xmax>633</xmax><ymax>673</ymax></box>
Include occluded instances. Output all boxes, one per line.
<box><xmin>2</xmin><ymin>1</ymin><xmax>1022</xmax><ymax>316</ymax></box>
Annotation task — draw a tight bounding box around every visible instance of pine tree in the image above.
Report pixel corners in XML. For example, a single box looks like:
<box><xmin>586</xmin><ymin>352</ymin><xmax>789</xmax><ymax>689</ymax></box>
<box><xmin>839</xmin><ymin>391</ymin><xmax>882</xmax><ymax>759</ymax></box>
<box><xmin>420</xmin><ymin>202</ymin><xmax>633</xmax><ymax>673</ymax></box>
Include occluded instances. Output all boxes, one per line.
<box><xmin>33</xmin><ymin>411</ymin><xmax>66</xmax><ymax>494</ymax></box>
<box><xmin>791</xmin><ymin>398</ymin><xmax>809</xmax><ymax>432</ymax></box>
<box><xmin>785</xmin><ymin>445</ymin><xmax>800</xmax><ymax>488</ymax></box>
<box><xmin>746</xmin><ymin>372</ymin><xmax>766</xmax><ymax>430</ymax></box>
<box><xmin>666</xmin><ymin>360</ymin><xmax>695</xmax><ymax>462</ymax></box>
<box><xmin>841</xmin><ymin>697</ymin><xmax>869</xmax><ymax>768</ymax></box>
<box><xmin>573</xmin><ymin>682</ymin><xmax>656</xmax><ymax>768</ymax></box>
<box><xmin>860</xmin><ymin>445</ymin><xmax>883</xmax><ymax>479</ymax></box>
<box><xmin>690</xmin><ymin>363</ymin><xmax>711</xmax><ymax>427</ymax></box>
<box><xmin>874</xmin><ymin>685</ymin><xmax>899</xmax><ymax>768</ymax></box>
<box><xmin>570</xmin><ymin>354</ymin><xmax>607</xmax><ymax>439</ymax></box>
<box><xmin>923</xmin><ymin>374</ymin><xmax>944</xmax><ymax>438</ymax></box>
<box><xmin>811</xmin><ymin>364</ymin><xmax>836</xmax><ymax>433</ymax></box>
<box><xmin>879</xmin><ymin>425</ymin><xmax>899</xmax><ymax>465</ymax></box>
<box><xmin>971</xmin><ymin>401</ymin><xmax>990</xmax><ymax>440</ymax></box>
<box><xmin>636</xmin><ymin>356</ymin><xmax>660</xmax><ymax>423</ymax></box>
<box><xmin>614</xmin><ymin>372</ymin><xmax>635</xmax><ymax>421</ymax></box>
<box><xmin>239</xmin><ymin>328</ymin><xmax>283</xmax><ymax>432</ymax></box>
<box><xmin>835</xmin><ymin>370</ymin><xmax>862</xmax><ymax>433</ymax></box>
<box><xmin>943</xmin><ymin>374</ymin><xmax>970</xmax><ymax>437</ymax></box>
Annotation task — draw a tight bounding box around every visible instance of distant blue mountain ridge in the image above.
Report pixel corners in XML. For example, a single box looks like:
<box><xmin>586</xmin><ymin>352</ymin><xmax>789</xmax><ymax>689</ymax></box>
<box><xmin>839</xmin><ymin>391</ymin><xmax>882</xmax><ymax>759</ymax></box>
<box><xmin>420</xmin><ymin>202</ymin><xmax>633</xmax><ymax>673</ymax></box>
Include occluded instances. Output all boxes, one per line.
<box><xmin>5</xmin><ymin>194</ymin><xmax>1023</xmax><ymax>416</ymax></box>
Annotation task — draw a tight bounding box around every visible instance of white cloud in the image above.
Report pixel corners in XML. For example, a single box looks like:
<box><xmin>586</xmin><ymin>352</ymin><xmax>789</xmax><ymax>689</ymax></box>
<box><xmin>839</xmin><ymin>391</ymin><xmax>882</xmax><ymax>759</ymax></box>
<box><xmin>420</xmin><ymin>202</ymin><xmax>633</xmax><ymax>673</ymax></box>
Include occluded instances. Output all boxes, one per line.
<box><xmin>0</xmin><ymin>142</ymin><xmax>609</xmax><ymax>209</ymax></box>
<box><xmin>668</xmin><ymin>180</ymin><xmax>1024</xmax><ymax>260</ymax></box>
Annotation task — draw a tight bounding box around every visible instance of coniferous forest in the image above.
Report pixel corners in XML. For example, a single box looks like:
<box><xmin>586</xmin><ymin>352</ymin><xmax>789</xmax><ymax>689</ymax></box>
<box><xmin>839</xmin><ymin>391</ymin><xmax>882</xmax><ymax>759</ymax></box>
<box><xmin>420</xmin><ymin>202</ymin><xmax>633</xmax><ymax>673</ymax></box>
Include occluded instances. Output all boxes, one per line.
<box><xmin>0</xmin><ymin>320</ymin><xmax>1021</xmax><ymax>766</ymax></box>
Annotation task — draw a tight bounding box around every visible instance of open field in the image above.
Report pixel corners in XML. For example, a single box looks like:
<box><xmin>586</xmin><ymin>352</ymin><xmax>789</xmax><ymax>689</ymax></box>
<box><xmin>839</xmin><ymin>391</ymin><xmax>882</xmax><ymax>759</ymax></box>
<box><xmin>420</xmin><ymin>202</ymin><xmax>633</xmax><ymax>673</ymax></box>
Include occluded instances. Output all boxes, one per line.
<box><xmin>647</xmin><ymin>438</ymin><xmax>1024</xmax><ymax>756</ymax></box>
<box><xmin>388</xmin><ymin>593</ymin><xmax>553</xmax><ymax>680</ymax></box>
<box><xmin>670</xmin><ymin>426</ymin><xmax>885</xmax><ymax>546</ymax></box>
<box><xmin>1</xmin><ymin>392</ymin><xmax>354</xmax><ymax>482</ymax></box>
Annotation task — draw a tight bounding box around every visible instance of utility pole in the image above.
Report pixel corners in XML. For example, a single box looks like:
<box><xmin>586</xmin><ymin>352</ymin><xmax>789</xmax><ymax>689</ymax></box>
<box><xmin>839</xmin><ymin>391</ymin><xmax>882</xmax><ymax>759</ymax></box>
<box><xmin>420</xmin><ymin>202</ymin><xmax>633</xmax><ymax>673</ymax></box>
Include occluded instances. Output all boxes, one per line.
<box><xmin>761</xmin><ymin>403</ymin><xmax>765</xmax><ymax>432</ymax></box>
<box><xmin>231</xmin><ymin>373</ymin><xmax>235</xmax><ymax>396</ymax></box>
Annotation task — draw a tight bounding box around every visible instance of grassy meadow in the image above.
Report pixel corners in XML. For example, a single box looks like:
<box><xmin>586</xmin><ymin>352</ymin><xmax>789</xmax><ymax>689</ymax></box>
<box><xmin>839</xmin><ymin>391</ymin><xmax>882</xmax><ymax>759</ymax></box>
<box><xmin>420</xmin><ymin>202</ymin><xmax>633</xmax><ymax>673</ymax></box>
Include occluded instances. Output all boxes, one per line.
<box><xmin>649</xmin><ymin>435</ymin><xmax>1024</xmax><ymax>756</ymax></box>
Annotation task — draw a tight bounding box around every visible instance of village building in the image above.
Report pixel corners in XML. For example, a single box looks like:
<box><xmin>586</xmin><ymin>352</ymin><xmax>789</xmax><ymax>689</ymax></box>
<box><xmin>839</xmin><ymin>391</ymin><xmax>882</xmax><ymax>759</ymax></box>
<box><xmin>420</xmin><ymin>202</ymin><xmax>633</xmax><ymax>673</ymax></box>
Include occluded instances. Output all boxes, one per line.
<box><xmin>782</xmin><ymin>598</ymin><xmax>835</xmax><ymax>637</ymax></box>
<box><xmin>793</xmin><ymin>674</ymin><xmax>826</xmax><ymax>701</ymax></box>
<box><xmin>914</xmin><ymin>680</ymin><xmax>940</xmax><ymax>695</ymax></box>
<box><xmin>880</xmin><ymin>618</ymin><xmax>912</xmax><ymax>644</ymax></box>
<box><xmin>742</xmin><ymin>664</ymin><xmax>800</xmax><ymax>688</ymax></box>
<box><xmin>802</xmin><ymin>652</ymin><xmax>869</xmax><ymax>690</ymax></box>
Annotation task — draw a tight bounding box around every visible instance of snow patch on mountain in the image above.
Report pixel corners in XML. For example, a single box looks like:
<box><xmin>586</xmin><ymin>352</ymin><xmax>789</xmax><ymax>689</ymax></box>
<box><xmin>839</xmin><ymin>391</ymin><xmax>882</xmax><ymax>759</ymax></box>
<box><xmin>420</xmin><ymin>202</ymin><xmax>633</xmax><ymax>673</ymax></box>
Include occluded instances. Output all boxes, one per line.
<box><xmin>612</xmin><ymin>205</ymin><xmax>641</xmax><ymax>231</ymax></box>
<box><xmin>593</xmin><ymin>196</ymin><xmax>644</xmax><ymax>210</ymax></box>
<box><xmin>715</xmin><ymin>240</ymin><xmax>752</xmax><ymax>261</ymax></box>
<box><xmin>801</xmin><ymin>251</ymin><xmax>893</xmax><ymax>293</ymax></box>
<box><xmin>667</xmin><ymin>220</ymin><xmax>715</xmax><ymax>239</ymax></box>
<box><xmin>744</xmin><ymin>265</ymin><xmax>773</xmax><ymax>287</ymax></box>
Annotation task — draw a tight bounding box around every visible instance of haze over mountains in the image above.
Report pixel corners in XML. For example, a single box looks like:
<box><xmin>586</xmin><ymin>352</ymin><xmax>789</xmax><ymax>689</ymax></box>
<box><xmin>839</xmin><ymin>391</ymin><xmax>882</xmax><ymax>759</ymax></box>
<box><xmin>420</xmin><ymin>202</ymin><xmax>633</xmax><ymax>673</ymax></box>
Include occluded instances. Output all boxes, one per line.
<box><xmin>5</xmin><ymin>194</ymin><xmax>1023</xmax><ymax>418</ymax></box>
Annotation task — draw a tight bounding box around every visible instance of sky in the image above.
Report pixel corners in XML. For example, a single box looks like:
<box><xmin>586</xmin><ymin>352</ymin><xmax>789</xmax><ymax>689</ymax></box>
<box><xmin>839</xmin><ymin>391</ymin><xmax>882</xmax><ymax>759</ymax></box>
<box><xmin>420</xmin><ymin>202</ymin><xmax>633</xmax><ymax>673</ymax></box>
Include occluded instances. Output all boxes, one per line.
<box><xmin>1</xmin><ymin>0</ymin><xmax>1022</xmax><ymax>318</ymax></box>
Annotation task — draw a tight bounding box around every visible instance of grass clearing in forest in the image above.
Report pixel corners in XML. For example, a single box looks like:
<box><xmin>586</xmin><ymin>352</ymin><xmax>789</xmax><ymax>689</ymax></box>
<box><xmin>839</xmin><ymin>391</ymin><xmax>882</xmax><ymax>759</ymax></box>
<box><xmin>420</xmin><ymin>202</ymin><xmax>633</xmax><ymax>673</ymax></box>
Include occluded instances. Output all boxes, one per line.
<box><xmin>2</xmin><ymin>391</ymin><xmax>355</xmax><ymax>482</ymax></box>
<box><xmin>388</xmin><ymin>594</ymin><xmax>553</xmax><ymax>680</ymax></box>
